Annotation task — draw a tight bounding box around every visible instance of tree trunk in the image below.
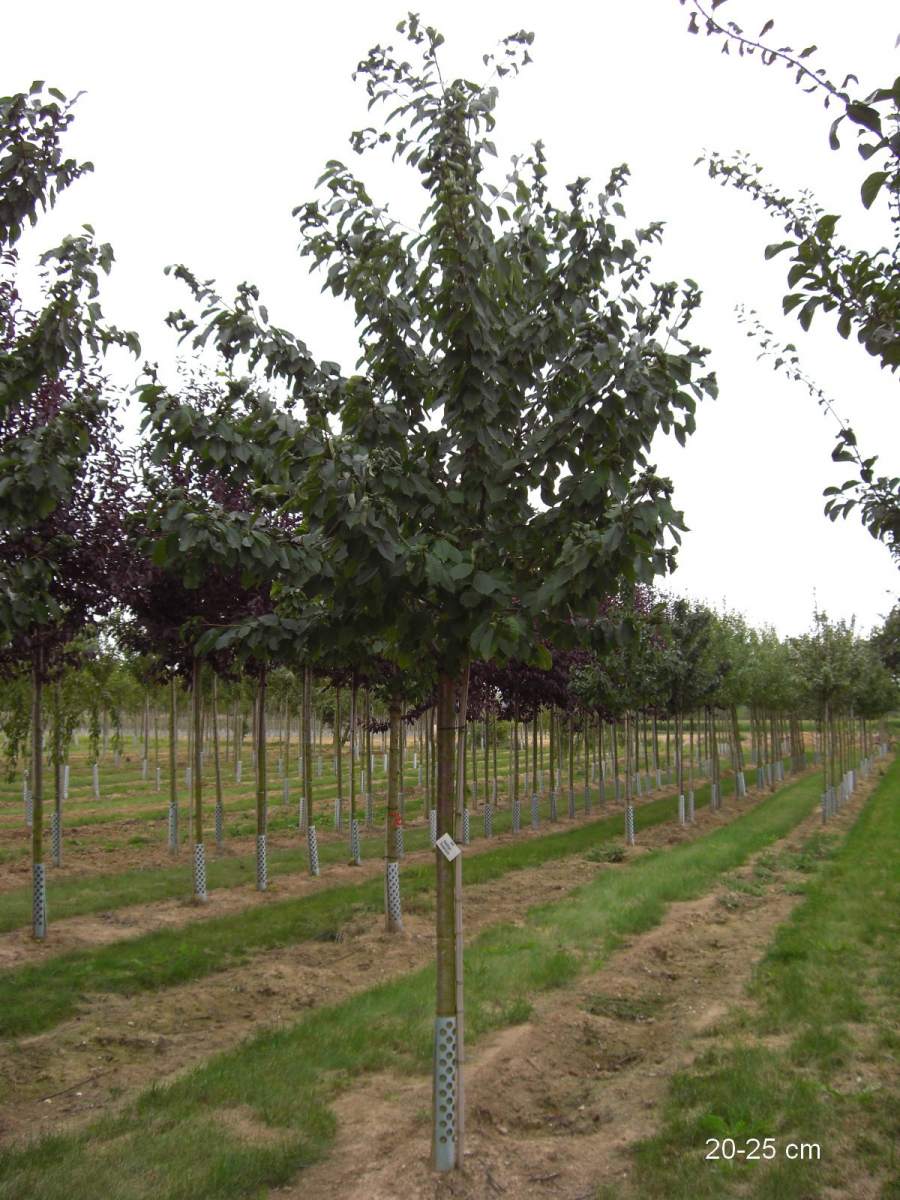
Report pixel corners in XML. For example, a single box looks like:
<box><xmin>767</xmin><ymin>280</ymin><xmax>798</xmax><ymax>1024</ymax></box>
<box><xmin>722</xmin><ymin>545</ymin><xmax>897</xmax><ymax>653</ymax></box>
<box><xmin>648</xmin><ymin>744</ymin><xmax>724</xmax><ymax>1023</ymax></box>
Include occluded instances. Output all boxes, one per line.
<box><xmin>433</xmin><ymin>668</ymin><xmax>463</xmax><ymax>1171</ymax></box>
<box><xmin>335</xmin><ymin>685</ymin><xmax>343</xmax><ymax>828</ymax></box>
<box><xmin>31</xmin><ymin>647</ymin><xmax>46</xmax><ymax>940</ymax></box>
<box><xmin>212</xmin><ymin>674</ymin><xmax>224</xmax><ymax>851</ymax></box>
<box><xmin>348</xmin><ymin>675</ymin><xmax>360</xmax><ymax>864</ymax></box>
<box><xmin>255</xmin><ymin>668</ymin><xmax>268</xmax><ymax>890</ymax></box>
<box><xmin>168</xmin><ymin>676</ymin><xmax>178</xmax><ymax>854</ymax></box>
<box><xmin>191</xmin><ymin>657</ymin><xmax>208</xmax><ymax>902</ymax></box>
<box><xmin>52</xmin><ymin>681</ymin><xmax>63</xmax><ymax>868</ymax></box>
<box><xmin>385</xmin><ymin>699</ymin><xmax>403</xmax><ymax>932</ymax></box>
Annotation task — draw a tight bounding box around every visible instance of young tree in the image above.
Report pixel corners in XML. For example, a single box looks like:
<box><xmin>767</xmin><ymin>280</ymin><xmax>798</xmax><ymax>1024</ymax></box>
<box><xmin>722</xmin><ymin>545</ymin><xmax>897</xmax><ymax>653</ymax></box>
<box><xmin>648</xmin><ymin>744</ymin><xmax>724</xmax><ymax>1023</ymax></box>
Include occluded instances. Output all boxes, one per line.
<box><xmin>148</xmin><ymin>17</ymin><xmax>715</xmax><ymax>1168</ymax></box>
<box><xmin>1</xmin><ymin>100</ymin><xmax>137</xmax><ymax>939</ymax></box>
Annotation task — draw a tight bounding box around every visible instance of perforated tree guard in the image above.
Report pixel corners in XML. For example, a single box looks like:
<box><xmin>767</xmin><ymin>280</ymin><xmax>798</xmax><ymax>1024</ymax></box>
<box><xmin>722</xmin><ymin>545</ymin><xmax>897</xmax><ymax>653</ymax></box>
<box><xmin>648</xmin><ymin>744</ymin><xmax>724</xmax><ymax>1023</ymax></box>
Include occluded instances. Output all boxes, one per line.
<box><xmin>350</xmin><ymin>819</ymin><xmax>362</xmax><ymax>865</ymax></box>
<box><xmin>193</xmin><ymin>842</ymin><xmax>208</xmax><ymax>901</ymax></box>
<box><xmin>333</xmin><ymin>795</ymin><xmax>342</xmax><ymax>831</ymax></box>
<box><xmin>511</xmin><ymin>797</ymin><xmax>521</xmax><ymax>833</ymax></box>
<box><xmin>710</xmin><ymin>782</ymin><xmax>718</xmax><ymax>810</ymax></box>
<box><xmin>64</xmin><ymin>764</ymin><xmax>70</xmax><ymax>800</ymax></box>
<box><xmin>568</xmin><ymin>788</ymin><xmax>576</xmax><ymax>819</ymax></box>
<box><xmin>256</xmin><ymin>833</ymin><xmax>268</xmax><ymax>891</ymax></box>
<box><xmin>167</xmin><ymin>801</ymin><xmax>178</xmax><ymax>852</ymax></box>
<box><xmin>142</xmin><ymin>758</ymin><xmax>148</xmax><ymax>782</ymax></box>
<box><xmin>433</xmin><ymin>1015</ymin><xmax>458</xmax><ymax>1172</ymax></box>
<box><xmin>282</xmin><ymin>778</ymin><xmax>289</xmax><ymax>806</ymax></box>
<box><xmin>385</xmin><ymin>860</ymin><xmax>402</xmax><ymax>929</ymax></box>
<box><xmin>462</xmin><ymin>808</ymin><xmax>471</xmax><ymax>845</ymax></box>
<box><xmin>155</xmin><ymin>766</ymin><xmax>161</xmax><ymax>792</ymax></box>
<box><xmin>308</xmin><ymin>824</ymin><xmax>320</xmax><ymax>876</ymax></box>
<box><xmin>483</xmin><ymin>803</ymin><xmax>494</xmax><ymax>838</ymax></box>
<box><xmin>33</xmin><ymin>862</ymin><xmax>47</xmax><ymax>940</ymax></box>
<box><xmin>365</xmin><ymin>792</ymin><xmax>374</xmax><ymax>828</ymax></box>
<box><xmin>625</xmin><ymin>802</ymin><xmax>636</xmax><ymax>846</ymax></box>
<box><xmin>215</xmin><ymin>803</ymin><xmax>224</xmax><ymax>848</ymax></box>
<box><xmin>533</xmin><ymin>793</ymin><xmax>541</xmax><ymax>828</ymax></box>
<box><xmin>51</xmin><ymin>812</ymin><xmax>61</xmax><ymax>867</ymax></box>
<box><xmin>92</xmin><ymin>762</ymin><xmax>100</xmax><ymax>799</ymax></box>
<box><xmin>678</xmin><ymin>794</ymin><xmax>686</xmax><ymax>825</ymax></box>
<box><xmin>429</xmin><ymin>809</ymin><xmax>437</xmax><ymax>847</ymax></box>
<box><xmin>583</xmin><ymin>783</ymin><xmax>591</xmax><ymax>815</ymax></box>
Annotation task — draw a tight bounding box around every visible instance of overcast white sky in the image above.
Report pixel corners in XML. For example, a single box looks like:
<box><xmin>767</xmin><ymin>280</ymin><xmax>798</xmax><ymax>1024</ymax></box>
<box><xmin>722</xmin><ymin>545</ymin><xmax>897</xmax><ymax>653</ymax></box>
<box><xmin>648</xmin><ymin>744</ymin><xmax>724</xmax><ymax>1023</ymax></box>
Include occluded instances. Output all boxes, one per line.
<box><xmin>4</xmin><ymin>0</ymin><xmax>897</xmax><ymax>638</ymax></box>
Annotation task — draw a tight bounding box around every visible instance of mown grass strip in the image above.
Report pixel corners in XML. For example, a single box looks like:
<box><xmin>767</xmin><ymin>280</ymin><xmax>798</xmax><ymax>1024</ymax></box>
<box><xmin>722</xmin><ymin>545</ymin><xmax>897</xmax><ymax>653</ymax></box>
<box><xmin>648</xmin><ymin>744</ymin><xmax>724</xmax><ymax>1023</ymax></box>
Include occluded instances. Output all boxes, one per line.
<box><xmin>0</xmin><ymin>775</ymin><xmax>727</xmax><ymax>1036</ymax></box>
<box><xmin>623</xmin><ymin>755</ymin><xmax>898</xmax><ymax>1200</ymax></box>
<box><xmin>0</xmin><ymin>764</ymin><xmax>830</xmax><ymax>1200</ymax></box>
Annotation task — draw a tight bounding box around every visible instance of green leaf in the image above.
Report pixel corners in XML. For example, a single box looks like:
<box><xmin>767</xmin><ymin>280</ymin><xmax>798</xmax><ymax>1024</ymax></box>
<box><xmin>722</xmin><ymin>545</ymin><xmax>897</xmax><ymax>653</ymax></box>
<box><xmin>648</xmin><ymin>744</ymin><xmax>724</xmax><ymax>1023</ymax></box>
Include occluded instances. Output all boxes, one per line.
<box><xmin>846</xmin><ymin>102</ymin><xmax>882</xmax><ymax>136</ymax></box>
<box><xmin>472</xmin><ymin>570</ymin><xmax>499</xmax><ymax>596</ymax></box>
<box><xmin>533</xmin><ymin>643</ymin><xmax>552</xmax><ymax>670</ymax></box>
<box><xmin>764</xmin><ymin>241</ymin><xmax>794</xmax><ymax>260</ymax></box>
<box><xmin>860</xmin><ymin>171</ymin><xmax>887</xmax><ymax>210</ymax></box>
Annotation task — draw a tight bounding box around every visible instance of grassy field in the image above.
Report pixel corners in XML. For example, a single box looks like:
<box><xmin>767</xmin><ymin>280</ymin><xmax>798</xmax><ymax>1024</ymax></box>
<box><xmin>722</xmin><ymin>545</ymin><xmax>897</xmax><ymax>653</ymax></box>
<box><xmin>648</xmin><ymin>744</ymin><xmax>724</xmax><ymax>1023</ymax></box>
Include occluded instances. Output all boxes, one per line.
<box><xmin>0</xmin><ymin>758</ymin><xmax>838</xmax><ymax>1200</ymax></box>
<box><xmin>622</xmin><ymin>753</ymin><xmax>899</xmax><ymax>1199</ymax></box>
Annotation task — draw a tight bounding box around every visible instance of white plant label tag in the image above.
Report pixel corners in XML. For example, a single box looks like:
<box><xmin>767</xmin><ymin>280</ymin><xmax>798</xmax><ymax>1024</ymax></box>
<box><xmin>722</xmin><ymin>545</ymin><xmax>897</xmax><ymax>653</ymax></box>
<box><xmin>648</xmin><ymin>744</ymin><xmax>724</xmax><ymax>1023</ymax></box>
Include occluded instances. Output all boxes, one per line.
<box><xmin>436</xmin><ymin>833</ymin><xmax>461</xmax><ymax>861</ymax></box>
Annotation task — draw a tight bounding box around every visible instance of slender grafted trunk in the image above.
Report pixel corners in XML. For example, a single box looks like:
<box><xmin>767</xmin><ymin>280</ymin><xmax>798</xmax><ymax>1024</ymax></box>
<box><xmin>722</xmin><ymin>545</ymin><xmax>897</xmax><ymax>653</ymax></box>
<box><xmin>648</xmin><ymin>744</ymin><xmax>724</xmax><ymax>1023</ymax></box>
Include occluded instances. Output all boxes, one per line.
<box><xmin>455</xmin><ymin>671</ymin><xmax>469</xmax><ymax>839</ymax></box>
<box><xmin>385</xmin><ymin>699</ymin><xmax>403</xmax><ymax>931</ymax></box>
<box><xmin>511</xmin><ymin>701</ymin><xmax>520</xmax><ymax>826</ymax></box>
<box><xmin>348</xmin><ymin>676</ymin><xmax>360</xmax><ymax>864</ymax></box>
<box><xmin>168</xmin><ymin>677</ymin><xmax>178</xmax><ymax>853</ymax></box>
<box><xmin>423</xmin><ymin>702</ymin><xmax>431</xmax><ymax>818</ymax></box>
<box><xmin>335</xmin><ymin>685</ymin><xmax>343</xmax><ymax>827</ymax></box>
<box><xmin>470</xmin><ymin>711</ymin><xmax>477</xmax><ymax>807</ymax></box>
<box><xmin>483</xmin><ymin>708</ymin><xmax>489</xmax><ymax>801</ymax></box>
<box><xmin>623</xmin><ymin>710</ymin><xmax>635</xmax><ymax>845</ymax></box>
<box><xmin>665</xmin><ymin>717</ymin><xmax>670</xmax><ymax>777</ymax></box>
<box><xmin>532</xmin><ymin>710</ymin><xmax>539</xmax><ymax>798</ymax></box>
<box><xmin>52</xmin><ymin>681</ymin><xmax>63</xmax><ymax>868</ymax></box>
<box><xmin>491</xmin><ymin>704</ymin><xmax>497</xmax><ymax>802</ymax></box>
<box><xmin>730</xmin><ymin>705</ymin><xmax>745</xmax><ymax>796</ymax></box>
<box><xmin>191</xmin><ymin>657</ymin><xmax>208</xmax><ymax>903</ymax></box>
<box><xmin>364</xmin><ymin>686</ymin><xmax>373</xmax><ymax>825</ymax></box>
<box><xmin>255</xmin><ymin>668</ymin><xmax>268</xmax><ymax>891</ymax></box>
<box><xmin>303</xmin><ymin>665</ymin><xmax>318</xmax><ymax>876</ymax></box>
<box><xmin>212</xmin><ymin>674</ymin><xmax>224</xmax><ymax>851</ymax></box>
<box><xmin>433</xmin><ymin>669</ymin><xmax>462</xmax><ymax>1171</ymax></box>
<box><xmin>32</xmin><ymin>647</ymin><xmax>46</xmax><ymax>940</ymax></box>
<box><xmin>583</xmin><ymin>711</ymin><xmax>590</xmax><ymax>806</ymax></box>
<box><xmin>142</xmin><ymin>692</ymin><xmax>150</xmax><ymax>780</ymax></box>
<box><xmin>611</xmin><ymin>717</ymin><xmax>619</xmax><ymax>798</ymax></box>
<box><xmin>596</xmin><ymin>715</ymin><xmax>603</xmax><ymax>794</ymax></box>
<box><xmin>567</xmin><ymin>714</ymin><xmax>574</xmax><ymax>815</ymax></box>
<box><xmin>548</xmin><ymin>705</ymin><xmax>556</xmax><ymax>795</ymax></box>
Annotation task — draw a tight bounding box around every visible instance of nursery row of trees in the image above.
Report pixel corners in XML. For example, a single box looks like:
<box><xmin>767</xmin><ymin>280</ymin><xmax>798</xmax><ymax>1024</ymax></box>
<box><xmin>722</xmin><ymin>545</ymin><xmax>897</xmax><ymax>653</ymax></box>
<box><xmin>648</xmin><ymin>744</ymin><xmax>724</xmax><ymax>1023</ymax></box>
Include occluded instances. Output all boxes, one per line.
<box><xmin>1</xmin><ymin>17</ymin><xmax>896</xmax><ymax>1169</ymax></box>
<box><xmin>4</xmin><ymin>597</ymin><xmax>897</xmax><ymax>904</ymax></box>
